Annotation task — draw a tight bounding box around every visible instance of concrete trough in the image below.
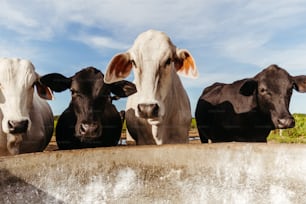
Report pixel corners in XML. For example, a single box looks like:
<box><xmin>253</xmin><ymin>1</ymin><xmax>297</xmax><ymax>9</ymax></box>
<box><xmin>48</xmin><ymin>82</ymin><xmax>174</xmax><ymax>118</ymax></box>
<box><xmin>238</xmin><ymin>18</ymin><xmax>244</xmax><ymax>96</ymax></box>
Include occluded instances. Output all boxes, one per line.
<box><xmin>1</xmin><ymin>143</ymin><xmax>306</xmax><ymax>203</ymax></box>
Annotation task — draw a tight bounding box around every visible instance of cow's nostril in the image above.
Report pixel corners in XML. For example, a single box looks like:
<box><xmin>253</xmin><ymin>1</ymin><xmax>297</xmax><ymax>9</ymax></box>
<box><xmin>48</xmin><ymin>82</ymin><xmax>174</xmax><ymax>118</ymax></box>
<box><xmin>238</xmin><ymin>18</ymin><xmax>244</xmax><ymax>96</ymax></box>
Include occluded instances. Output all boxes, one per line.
<box><xmin>152</xmin><ymin>104</ymin><xmax>159</xmax><ymax>117</ymax></box>
<box><xmin>80</xmin><ymin>123</ymin><xmax>89</xmax><ymax>135</ymax></box>
<box><xmin>8</xmin><ymin>120</ymin><xmax>29</xmax><ymax>134</ymax></box>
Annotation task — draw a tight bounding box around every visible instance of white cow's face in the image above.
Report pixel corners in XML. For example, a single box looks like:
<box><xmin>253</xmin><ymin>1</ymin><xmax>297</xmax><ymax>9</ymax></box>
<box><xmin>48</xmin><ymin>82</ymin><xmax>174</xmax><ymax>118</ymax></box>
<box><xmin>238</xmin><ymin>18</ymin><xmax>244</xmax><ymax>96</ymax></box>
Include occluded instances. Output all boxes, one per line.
<box><xmin>104</xmin><ymin>30</ymin><xmax>198</xmax><ymax>125</ymax></box>
<box><xmin>128</xmin><ymin>32</ymin><xmax>176</xmax><ymax>121</ymax></box>
<box><xmin>0</xmin><ymin>58</ymin><xmax>53</xmax><ymax>154</ymax></box>
<box><xmin>0</xmin><ymin>59</ymin><xmax>37</xmax><ymax>134</ymax></box>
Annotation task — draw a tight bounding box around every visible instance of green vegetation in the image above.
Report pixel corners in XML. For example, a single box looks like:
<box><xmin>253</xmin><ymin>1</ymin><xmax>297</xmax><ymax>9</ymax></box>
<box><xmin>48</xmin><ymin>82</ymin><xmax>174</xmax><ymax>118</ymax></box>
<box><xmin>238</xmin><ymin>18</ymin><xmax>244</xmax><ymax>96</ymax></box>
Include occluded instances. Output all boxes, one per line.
<box><xmin>190</xmin><ymin>118</ymin><xmax>197</xmax><ymax>130</ymax></box>
<box><xmin>268</xmin><ymin>114</ymin><xmax>306</xmax><ymax>143</ymax></box>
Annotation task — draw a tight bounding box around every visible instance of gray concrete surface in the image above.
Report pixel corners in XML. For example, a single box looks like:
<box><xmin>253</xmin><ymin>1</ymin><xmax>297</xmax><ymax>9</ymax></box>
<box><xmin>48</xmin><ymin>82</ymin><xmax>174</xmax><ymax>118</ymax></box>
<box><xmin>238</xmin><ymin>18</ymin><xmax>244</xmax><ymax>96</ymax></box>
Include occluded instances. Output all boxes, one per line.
<box><xmin>1</xmin><ymin>143</ymin><xmax>306</xmax><ymax>203</ymax></box>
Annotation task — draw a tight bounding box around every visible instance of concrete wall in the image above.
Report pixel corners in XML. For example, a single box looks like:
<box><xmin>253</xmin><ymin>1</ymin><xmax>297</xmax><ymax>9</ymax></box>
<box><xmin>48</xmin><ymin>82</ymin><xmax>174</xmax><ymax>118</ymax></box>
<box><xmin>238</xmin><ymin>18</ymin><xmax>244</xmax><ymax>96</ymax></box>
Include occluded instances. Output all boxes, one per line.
<box><xmin>1</xmin><ymin>143</ymin><xmax>306</xmax><ymax>203</ymax></box>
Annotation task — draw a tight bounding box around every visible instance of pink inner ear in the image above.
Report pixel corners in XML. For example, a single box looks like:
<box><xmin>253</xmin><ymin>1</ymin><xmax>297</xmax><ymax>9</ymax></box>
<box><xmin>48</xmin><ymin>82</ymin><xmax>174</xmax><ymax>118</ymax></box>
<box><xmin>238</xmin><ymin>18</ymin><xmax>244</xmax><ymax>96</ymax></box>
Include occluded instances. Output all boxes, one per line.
<box><xmin>36</xmin><ymin>82</ymin><xmax>54</xmax><ymax>100</ymax></box>
<box><xmin>177</xmin><ymin>55</ymin><xmax>198</xmax><ymax>78</ymax></box>
<box><xmin>105</xmin><ymin>53</ymin><xmax>133</xmax><ymax>83</ymax></box>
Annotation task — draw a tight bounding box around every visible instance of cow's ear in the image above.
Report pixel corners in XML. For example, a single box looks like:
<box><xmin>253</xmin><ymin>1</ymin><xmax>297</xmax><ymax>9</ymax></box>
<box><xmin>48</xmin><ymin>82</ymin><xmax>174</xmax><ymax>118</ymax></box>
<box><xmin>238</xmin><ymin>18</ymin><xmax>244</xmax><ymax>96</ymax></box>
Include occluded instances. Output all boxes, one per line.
<box><xmin>104</xmin><ymin>53</ymin><xmax>133</xmax><ymax>84</ymax></box>
<box><xmin>293</xmin><ymin>75</ymin><xmax>306</xmax><ymax>93</ymax></box>
<box><xmin>40</xmin><ymin>73</ymin><xmax>72</xmax><ymax>92</ymax></box>
<box><xmin>107</xmin><ymin>80</ymin><xmax>137</xmax><ymax>98</ymax></box>
<box><xmin>240</xmin><ymin>80</ymin><xmax>258</xmax><ymax>96</ymax></box>
<box><xmin>175</xmin><ymin>49</ymin><xmax>198</xmax><ymax>78</ymax></box>
<box><xmin>35</xmin><ymin>81</ymin><xmax>54</xmax><ymax>100</ymax></box>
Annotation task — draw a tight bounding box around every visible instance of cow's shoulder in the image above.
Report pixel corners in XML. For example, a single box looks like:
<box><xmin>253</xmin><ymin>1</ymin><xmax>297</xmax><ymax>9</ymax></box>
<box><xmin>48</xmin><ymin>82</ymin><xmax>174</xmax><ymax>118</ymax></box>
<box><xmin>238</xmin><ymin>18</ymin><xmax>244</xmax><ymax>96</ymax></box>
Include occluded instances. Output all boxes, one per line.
<box><xmin>201</xmin><ymin>78</ymin><xmax>257</xmax><ymax>113</ymax></box>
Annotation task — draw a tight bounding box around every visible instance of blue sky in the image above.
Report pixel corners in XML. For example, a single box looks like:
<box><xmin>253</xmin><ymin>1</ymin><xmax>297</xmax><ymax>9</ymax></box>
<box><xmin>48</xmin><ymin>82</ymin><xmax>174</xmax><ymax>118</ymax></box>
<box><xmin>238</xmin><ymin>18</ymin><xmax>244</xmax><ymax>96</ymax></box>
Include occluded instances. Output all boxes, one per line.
<box><xmin>1</xmin><ymin>0</ymin><xmax>306</xmax><ymax>115</ymax></box>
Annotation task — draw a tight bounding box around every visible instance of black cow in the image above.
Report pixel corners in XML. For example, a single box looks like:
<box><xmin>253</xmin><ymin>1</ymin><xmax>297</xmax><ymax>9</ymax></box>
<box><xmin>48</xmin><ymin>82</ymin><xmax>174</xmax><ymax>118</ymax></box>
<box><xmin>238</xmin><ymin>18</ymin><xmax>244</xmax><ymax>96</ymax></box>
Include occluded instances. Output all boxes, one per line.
<box><xmin>195</xmin><ymin>65</ymin><xmax>306</xmax><ymax>143</ymax></box>
<box><xmin>40</xmin><ymin>67</ymin><xmax>136</xmax><ymax>149</ymax></box>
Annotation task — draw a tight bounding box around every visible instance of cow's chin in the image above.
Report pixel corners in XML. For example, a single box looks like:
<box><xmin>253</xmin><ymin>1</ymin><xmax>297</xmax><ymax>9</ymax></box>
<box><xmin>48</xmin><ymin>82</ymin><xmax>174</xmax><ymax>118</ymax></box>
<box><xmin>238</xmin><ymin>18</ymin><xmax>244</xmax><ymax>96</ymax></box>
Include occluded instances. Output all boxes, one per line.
<box><xmin>147</xmin><ymin>118</ymin><xmax>163</xmax><ymax>126</ymax></box>
<box><xmin>76</xmin><ymin>134</ymin><xmax>102</xmax><ymax>143</ymax></box>
<box><xmin>75</xmin><ymin>130</ymin><xmax>102</xmax><ymax>142</ymax></box>
<box><xmin>7</xmin><ymin>134</ymin><xmax>22</xmax><ymax>155</ymax></box>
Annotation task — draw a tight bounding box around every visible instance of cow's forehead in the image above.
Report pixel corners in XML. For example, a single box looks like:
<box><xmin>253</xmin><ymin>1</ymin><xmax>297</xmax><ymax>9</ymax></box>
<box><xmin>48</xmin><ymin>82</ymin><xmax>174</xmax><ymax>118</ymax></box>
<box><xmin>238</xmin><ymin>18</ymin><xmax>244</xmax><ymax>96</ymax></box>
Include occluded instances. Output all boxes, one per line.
<box><xmin>130</xmin><ymin>30</ymin><xmax>175</xmax><ymax>60</ymax></box>
<box><xmin>256</xmin><ymin>66</ymin><xmax>293</xmax><ymax>90</ymax></box>
<box><xmin>71</xmin><ymin>68</ymin><xmax>104</xmax><ymax>95</ymax></box>
<box><xmin>0</xmin><ymin>58</ymin><xmax>36</xmax><ymax>85</ymax></box>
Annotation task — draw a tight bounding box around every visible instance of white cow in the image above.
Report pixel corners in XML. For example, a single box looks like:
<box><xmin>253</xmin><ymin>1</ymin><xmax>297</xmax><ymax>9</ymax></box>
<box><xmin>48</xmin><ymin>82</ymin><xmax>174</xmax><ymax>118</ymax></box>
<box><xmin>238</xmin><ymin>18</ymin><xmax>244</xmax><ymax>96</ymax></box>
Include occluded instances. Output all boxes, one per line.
<box><xmin>105</xmin><ymin>29</ymin><xmax>198</xmax><ymax>145</ymax></box>
<box><xmin>0</xmin><ymin>58</ymin><xmax>54</xmax><ymax>156</ymax></box>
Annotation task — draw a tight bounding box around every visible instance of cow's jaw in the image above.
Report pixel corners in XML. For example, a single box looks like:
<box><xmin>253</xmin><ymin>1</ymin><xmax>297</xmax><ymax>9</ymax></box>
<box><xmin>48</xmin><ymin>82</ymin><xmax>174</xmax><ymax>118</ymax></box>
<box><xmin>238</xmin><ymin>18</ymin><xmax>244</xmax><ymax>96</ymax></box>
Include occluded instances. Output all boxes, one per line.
<box><xmin>7</xmin><ymin>134</ymin><xmax>22</xmax><ymax>155</ymax></box>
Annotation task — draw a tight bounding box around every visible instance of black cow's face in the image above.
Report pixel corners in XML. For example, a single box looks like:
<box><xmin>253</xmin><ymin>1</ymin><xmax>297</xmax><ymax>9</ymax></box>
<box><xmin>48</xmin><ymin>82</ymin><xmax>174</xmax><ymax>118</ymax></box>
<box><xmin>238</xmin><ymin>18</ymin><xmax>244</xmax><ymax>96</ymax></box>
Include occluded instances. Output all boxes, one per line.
<box><xmin>240</xmin><ymin>65</ymin><xmax>306</xmax><ymax>129</ymax></box>
<box><xmin>256</xmin><ymin>66</ymin><xmax>295</xmax><ymax>128</ymax></box>
<box><xmin>40</xmin><ymin>67</ymin><xmax>137</xmax><ymax>142</ymax></box>
<box><xmin>69</xmin><ymin>68</ymin><xmax>106</xmax><ymax>140</ymax></box>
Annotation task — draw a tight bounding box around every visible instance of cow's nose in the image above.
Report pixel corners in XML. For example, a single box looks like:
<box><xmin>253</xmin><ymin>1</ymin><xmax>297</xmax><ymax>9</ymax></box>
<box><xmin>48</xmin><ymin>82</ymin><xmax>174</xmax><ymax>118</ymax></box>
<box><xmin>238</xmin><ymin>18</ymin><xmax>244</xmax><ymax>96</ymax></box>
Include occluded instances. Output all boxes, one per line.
<box><xmin>8</xmin><ymin>120</ymin><xmax>29</xmax><ymax>134</ymax></box>
<box><xmin>137</xmin><ymin>103</ymin><xmax>159</xmax><ymax>118</ymax></box>
<box><xmin>277</xmin><ymin>117</ymin><xmax>295</xmax><ymax>129</ymax></box>
<box><xmin>79</xmin><ymin>122</ymin><xmax>98</xmax><ymax>135</ymax></box>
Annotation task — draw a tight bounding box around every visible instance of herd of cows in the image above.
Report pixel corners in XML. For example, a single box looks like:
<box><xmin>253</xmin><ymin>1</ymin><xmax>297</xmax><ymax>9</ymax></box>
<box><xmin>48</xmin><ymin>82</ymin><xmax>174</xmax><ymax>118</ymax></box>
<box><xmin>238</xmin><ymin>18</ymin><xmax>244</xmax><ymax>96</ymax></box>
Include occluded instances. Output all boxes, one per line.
<box><xmin>0</xmin><ymin>29</ymin><xmax>306</xmax><ymax>156</ymax></box>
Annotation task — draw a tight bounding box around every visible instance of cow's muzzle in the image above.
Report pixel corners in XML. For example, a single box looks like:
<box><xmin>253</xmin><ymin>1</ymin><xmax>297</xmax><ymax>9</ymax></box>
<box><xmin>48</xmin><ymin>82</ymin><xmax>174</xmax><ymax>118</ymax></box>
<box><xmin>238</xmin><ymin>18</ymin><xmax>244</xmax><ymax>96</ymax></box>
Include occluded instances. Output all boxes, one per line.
<box><xmin>76</xmin><ymin>122</ymin><xmax>101</xmax><ymax>141</ymax></box>
<box><xmin>276</xmin><ymin>117</ymin><xmax>295</xmax><ymax>129</ymax></box>
<box><xmin>137</xmin><ymin>103</ymin><xmax>159</xmax><ymax>119</ymax></box>
<box><xmin>8</xmin><ymin>120</ymin><xmax>29</xmax><ymax>134</ymax></box>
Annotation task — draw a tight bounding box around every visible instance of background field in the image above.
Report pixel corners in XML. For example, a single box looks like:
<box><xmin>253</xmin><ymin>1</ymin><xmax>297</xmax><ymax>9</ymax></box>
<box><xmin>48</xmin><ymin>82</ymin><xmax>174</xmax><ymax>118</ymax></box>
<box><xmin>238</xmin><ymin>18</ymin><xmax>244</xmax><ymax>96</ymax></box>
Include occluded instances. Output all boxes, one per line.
<box><xmin>267</xmin><ymin>114</ymin><xmax>306</xmax><ymax>143</ymax></box>
<box><xmin>53</xmin><ymin>114</ymin><xmax>306</xmax><ymax>144</ymax></box>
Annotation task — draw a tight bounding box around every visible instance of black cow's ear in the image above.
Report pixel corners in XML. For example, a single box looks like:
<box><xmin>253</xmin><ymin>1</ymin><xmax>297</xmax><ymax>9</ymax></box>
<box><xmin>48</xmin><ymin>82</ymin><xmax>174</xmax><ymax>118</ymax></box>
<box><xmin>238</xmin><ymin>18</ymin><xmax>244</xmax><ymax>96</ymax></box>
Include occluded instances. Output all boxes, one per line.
<box><xmin>107</xmin><ymin>80</ymin><xmax>137</xmax><ymax>98</ymax></box>
<box><xmin>239</xmin><ymin>80</ymin><xmax>258</xmax><ymax>96</ymax></box>
<box><xmin>293</xmin><ymin>75</ymin><xmax>306</xmax><ymax>93</ymax></box>
<box><xmin>40</xmin><ymin>73</ymin><xmax>72</xmax><ymax>92</ymax></box>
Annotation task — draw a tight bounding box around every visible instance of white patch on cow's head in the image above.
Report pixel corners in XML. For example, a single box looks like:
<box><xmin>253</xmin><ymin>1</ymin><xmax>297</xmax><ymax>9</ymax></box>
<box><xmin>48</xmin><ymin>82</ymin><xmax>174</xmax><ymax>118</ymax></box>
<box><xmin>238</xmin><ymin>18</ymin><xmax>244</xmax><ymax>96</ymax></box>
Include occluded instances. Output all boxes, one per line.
<box><xmin>0</xmin><ymin>58</ymin><xmax>38</xmax><ymax>135</ymax></box>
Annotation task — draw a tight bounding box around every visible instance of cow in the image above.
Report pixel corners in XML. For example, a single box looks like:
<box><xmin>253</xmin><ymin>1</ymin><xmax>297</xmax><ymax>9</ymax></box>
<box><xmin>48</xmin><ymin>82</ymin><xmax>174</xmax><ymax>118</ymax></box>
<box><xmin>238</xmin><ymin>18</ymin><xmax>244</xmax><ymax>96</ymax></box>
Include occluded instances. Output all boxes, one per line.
<box><xmin>195</xmin><ymin>64</ymin><xmax>306</xmax><ymax>143</ymax></box>
<box><xmin>0</xmin><ymin>58</ymin><xmax>54</xmax><ymax>156</ymax></box>
<box><xmin>40</xmin><ymin>67</ymin><xmax>136</xmax><ymax>149</ymax></box>
<box><xmin>104</xmin><ymin>29</ymin><xmax>198</xmax><ymax>145</ymax></box>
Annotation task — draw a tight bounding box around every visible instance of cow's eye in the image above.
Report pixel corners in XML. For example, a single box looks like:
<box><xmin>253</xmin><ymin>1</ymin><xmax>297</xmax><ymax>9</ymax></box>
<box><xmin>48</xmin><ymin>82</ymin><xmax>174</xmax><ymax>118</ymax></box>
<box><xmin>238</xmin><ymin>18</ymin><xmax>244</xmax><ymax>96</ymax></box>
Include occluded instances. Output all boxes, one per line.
<box><xmin>165</xmin><ymin>58</ymin><xmax>172</xmax><ymax>66</ymax></box>
<box><xmin>131</xmin><ymin>60</ymin><xmax>136</xmax><ymax>68</ymax></box>
<box><xmin>70</xmin><ymin>89</ymin><xmax>78</xmax><ymax>96</ymax></box>
<box><xmin>260</xmin><ymin>88</ymin><xmax>266</xmax><ymax>93</ymax></box>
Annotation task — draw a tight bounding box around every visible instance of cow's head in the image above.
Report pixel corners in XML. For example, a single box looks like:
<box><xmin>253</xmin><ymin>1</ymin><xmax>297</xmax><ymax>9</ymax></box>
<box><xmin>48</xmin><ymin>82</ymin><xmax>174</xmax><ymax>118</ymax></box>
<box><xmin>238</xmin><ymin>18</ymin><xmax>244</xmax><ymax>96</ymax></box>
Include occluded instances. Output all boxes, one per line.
<box><xmin>239</xmin><ymin>64</ymin><xmax>306</xmax><ymax>129</ymax></box>
<box><xmin>104</xmin><ymin>29</ymin><xmax>198</xmax><ymax>125</ymax></box>
<box><xmin>0</xmin><ymin>58</ymin><xmax>53</xmax><ymax>155</ymax></box>
<box><xmin>40</xmin><ymin>67</ymin><xmax>136</xmax><ymax>142</ymax></box>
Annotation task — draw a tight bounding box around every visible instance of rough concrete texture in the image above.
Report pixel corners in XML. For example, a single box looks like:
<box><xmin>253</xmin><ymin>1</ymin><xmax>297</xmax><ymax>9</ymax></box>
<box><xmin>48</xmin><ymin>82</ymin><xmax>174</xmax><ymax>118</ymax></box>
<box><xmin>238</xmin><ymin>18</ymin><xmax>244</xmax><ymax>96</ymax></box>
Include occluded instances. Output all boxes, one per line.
<box><xmin>1</xmin><ymin>143</ymin><xmax>306</xmax><ymax>203</ymax></box>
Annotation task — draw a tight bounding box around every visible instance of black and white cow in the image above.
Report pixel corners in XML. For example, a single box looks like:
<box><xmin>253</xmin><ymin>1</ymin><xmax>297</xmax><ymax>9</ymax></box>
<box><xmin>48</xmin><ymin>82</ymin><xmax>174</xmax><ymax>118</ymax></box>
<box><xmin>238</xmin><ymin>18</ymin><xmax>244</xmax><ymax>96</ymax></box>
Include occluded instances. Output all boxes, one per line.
<box><xmin>195</xmin><ymin>64</ymin><xmax>306</xmax><ymax>143</ymax></box>
<box><xmin>40</xmin><ymin>67</ymin><xmax>136</xmax><ymax>149</ymax></box>
<box><xmin>104</xmin><ymin>29</ymin><xmax>198</xmax><ymax>145</ymax></box>
<box><xmin>0</xmin><ymin>58</ymin><xmax>54</xmax><ymax>156</ymax></box>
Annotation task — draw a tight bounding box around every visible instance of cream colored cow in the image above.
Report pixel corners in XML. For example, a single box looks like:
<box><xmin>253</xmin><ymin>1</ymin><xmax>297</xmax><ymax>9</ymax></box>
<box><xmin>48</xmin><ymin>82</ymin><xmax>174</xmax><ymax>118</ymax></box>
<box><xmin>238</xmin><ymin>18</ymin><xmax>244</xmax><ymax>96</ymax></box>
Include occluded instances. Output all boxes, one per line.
<box><xmin>0</xmin><ymin>58</ymin><xmax>53</xmax><ymax>155</ymax></box>
<box><xmin>105</xmin><ymin>30</ymin><xmax>198</xmax><ymax>145</ymax></box>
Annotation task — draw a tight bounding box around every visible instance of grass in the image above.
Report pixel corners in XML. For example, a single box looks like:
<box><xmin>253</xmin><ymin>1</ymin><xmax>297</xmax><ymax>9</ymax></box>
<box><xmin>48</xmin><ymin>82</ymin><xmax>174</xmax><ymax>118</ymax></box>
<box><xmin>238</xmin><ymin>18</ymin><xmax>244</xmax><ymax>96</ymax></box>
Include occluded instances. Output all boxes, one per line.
<box><xmin>267</xmin><ymin>114</ymin><xmax>306</xmax><ymax>143</ymax></box>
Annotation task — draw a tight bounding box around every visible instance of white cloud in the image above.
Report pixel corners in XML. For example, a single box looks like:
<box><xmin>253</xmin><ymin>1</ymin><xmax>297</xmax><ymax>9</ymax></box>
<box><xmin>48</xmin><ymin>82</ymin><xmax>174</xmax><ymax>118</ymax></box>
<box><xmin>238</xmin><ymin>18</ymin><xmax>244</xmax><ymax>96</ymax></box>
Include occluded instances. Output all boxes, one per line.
<box><xmin>2</xmin><ymin>0</ymin><xmax>306</xmax><ymax>114</ymax></box>
<box><xmin>74</xmin><ymin>34</ymin><xmax>130</xmax><ymax>50</ymax></box>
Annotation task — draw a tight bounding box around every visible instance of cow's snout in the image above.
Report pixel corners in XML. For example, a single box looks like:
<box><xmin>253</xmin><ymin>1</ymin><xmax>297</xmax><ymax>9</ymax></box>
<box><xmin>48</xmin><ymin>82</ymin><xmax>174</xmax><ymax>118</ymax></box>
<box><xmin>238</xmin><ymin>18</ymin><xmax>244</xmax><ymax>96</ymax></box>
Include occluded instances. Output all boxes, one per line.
<box><xmin>138</xmin><ymin>103</ymin><xmax>159</xmax><ymax>118</ymax></box>
<box><xmin>79</xmin><ymin>122</ymin><xmax>99</xmax><ymax>136</ymax></box>
<box><xmin>277</xmin><ymin>117</ymin><xmax>295</xmax><ymax>129</ymax></box>
<box><xmin>8</xmin><ymin>120</ymin><xmax>29</xmax><ymax>134</ymax></box>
